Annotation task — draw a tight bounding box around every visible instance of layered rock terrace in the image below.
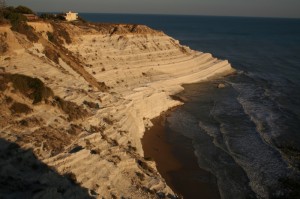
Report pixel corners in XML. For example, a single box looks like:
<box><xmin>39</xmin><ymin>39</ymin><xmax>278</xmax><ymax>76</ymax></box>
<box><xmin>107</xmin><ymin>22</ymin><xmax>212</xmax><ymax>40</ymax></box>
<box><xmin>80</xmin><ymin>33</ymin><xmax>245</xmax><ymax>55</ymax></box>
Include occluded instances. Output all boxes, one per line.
<box><xmin>0</xmin><ymin>21</ymin><xmax>233</xmax><ymax>198</ymax></box>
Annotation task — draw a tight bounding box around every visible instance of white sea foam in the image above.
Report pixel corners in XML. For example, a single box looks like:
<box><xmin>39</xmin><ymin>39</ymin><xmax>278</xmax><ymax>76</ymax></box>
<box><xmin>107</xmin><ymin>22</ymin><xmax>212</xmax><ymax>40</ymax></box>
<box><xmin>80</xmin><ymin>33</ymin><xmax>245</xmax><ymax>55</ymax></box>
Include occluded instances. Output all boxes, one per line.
<box><xmin>167</xmin><ymin>108</ymin><xmax>257</xmax><ymax>198</ymax></box>
<box><xmin>166</xmin><ymin>63</ymin><xmax>300</xmax><ymax>198</ymax></box>
<box><xmin>210</xmin><ymin>76</ymin><xmax>297</xmax><ymax>198</ymax></box>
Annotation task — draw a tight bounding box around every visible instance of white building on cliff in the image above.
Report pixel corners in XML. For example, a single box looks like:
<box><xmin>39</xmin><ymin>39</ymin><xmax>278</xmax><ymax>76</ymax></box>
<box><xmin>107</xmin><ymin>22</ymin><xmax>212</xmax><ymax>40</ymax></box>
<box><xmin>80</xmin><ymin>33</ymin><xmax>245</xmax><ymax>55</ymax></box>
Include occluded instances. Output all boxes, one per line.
<box><xmin>65</xmin><ymin>11</ymin><xmax>78</xmax><ymax>21</ymax></box>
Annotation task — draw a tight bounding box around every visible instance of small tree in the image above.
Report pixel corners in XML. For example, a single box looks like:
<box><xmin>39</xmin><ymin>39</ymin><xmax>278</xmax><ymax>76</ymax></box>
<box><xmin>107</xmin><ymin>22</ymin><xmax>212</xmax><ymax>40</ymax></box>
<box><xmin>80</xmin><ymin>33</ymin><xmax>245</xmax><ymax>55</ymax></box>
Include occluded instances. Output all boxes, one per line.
<box><xmin>14</xmin><ymin>5</ymin><xmax>34</xmax><ymax>14</ymax></box>
<box><xmin>0</xmin><ymin>0</ymin><xmax>6</xmax><ymax>23</ymax></box>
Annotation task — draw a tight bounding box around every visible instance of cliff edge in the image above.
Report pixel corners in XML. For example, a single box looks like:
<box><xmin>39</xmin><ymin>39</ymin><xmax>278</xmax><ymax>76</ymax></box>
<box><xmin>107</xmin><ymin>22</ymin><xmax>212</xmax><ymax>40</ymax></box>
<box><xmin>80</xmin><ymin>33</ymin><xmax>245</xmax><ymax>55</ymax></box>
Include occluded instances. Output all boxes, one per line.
<box><xmin>0</xmin><ymin>20</ymin><xmax>234</xmax><ymax>198</ymax></box>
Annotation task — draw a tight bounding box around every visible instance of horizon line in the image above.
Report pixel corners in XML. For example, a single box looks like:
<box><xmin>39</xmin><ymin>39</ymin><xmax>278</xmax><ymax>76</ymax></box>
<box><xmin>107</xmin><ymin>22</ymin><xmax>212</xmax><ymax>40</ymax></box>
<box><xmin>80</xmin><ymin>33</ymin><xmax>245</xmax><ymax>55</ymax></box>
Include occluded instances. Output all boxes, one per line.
<box><xmin>36</xmin><ymin>11</ymin><xmax>300</xmax><ymax>20</ymax></box>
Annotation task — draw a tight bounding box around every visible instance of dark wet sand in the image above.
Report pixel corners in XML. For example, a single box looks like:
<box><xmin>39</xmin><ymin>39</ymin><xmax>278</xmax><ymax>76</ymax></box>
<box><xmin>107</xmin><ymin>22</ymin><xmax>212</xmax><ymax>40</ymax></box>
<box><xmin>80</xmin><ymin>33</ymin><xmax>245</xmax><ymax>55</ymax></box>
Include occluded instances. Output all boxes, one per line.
<box><xmin>142</xmin><ymin>113</ymin><xmax>220</xmax><ymax>199</ymax></box>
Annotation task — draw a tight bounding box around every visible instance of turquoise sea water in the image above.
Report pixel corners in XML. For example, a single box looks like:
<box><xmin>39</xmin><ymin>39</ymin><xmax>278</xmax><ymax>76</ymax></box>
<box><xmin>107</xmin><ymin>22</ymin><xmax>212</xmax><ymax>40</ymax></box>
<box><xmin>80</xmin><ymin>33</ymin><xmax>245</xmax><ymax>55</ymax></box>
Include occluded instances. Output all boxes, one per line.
<box><xmin>81</xmin><ymin>14</ymin><xmax>300</xmax><ymax>198</ymax></box>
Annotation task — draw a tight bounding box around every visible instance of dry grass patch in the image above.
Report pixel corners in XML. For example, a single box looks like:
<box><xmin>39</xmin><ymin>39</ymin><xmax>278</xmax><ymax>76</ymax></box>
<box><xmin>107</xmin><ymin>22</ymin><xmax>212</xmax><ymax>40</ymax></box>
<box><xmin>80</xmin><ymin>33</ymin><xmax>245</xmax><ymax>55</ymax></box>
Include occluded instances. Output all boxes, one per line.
<box><xmin>10</xmin><ymin>102</ymin><xmax>32</xmax><ymax>114</ymax></box>
<box><xmin>53</xmin><ymin>96</ymin><xmax>89</xmax><ymax>121</ymax></box>
<box><xmin>43</xmin><ymin>46</ymin><xmax>60</xmax><ymax>64</ymax></box>
<box><xmin>0</xmin><ymin>73</ymin><xmax>54</xmax><ymax>104</ymax></box>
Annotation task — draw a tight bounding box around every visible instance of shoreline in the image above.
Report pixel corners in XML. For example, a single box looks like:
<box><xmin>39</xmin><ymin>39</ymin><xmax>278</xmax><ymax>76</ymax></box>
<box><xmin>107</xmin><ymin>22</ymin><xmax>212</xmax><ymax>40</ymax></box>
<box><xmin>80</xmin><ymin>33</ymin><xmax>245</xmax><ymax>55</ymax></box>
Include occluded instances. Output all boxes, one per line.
<box><xmin>142</xmin><ymin>108</ymin><xmax>221</xmax><ymax>199</ymax></box>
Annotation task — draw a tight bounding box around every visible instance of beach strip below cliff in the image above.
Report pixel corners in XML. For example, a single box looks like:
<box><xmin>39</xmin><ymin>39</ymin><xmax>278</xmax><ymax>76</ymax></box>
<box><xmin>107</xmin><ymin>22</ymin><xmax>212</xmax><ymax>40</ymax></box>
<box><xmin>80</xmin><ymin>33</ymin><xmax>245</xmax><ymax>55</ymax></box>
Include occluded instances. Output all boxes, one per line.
<box><xmin>142</xmin><ymin>111</ymin><xmax>221</xmax><ymax>199</ymax></box>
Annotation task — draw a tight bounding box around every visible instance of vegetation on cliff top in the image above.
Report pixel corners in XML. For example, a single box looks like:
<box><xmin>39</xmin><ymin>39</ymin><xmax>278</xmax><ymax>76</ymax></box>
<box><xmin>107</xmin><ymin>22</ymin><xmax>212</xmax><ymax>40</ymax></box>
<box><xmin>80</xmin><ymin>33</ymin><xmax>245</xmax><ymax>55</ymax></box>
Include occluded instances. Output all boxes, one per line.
<box><xmin>0</xmin><ymin>5</ymin><xmax>39</xmax><ymax>42</ymax></box>
<box><xmin>0</xmin><ymin>5</ymin><xmax>34</xmax><ymax>24</ymax></box>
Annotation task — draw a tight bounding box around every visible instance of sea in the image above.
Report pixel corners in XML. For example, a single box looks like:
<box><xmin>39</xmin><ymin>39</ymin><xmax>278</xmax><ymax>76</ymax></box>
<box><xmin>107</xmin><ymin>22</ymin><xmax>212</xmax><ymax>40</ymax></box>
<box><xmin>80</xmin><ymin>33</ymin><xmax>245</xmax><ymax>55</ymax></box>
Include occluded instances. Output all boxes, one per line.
<box><xmin>81</xmin><ymin>14</ymin><xmax>300</xmax><ymax>198</ymax></box>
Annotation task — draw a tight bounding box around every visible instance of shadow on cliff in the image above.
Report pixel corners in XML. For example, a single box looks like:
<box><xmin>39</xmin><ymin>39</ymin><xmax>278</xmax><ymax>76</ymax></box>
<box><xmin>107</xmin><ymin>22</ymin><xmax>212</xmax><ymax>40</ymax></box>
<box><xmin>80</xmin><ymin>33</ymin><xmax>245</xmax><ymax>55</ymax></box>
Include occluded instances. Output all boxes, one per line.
<box><xmin>0</xmin><ymin>138</ymin><xmax>94</xmax><ymax>199</ymax></box>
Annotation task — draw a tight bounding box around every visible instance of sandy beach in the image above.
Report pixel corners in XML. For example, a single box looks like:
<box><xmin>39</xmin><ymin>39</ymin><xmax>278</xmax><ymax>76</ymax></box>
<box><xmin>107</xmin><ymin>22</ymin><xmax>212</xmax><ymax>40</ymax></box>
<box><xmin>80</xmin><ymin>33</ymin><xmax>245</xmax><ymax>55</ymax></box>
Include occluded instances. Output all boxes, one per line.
<box><xmin>143</xmin><ymin>112</ymin><xmax>221</xmax><ymax>199</ymax></box>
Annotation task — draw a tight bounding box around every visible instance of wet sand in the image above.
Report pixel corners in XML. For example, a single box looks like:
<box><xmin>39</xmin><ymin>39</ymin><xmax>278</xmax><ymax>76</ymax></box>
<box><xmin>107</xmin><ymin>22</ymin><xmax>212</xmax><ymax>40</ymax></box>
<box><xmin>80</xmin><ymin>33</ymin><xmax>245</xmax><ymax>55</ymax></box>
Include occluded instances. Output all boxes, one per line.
<box><xmin>142</xmin><ymin>112</ymin><xmax>221</xmax><ymax>199</ymax></box>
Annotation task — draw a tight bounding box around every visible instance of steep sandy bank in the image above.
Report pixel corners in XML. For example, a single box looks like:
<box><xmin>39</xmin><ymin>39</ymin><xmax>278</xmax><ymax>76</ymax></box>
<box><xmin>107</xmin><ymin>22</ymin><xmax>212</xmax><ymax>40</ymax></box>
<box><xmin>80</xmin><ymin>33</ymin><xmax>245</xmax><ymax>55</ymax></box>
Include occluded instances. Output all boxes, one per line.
<box><xmin>0</xmin><ymin>21</ymin><xmax>234</xmax><ymax>198</ymax></box>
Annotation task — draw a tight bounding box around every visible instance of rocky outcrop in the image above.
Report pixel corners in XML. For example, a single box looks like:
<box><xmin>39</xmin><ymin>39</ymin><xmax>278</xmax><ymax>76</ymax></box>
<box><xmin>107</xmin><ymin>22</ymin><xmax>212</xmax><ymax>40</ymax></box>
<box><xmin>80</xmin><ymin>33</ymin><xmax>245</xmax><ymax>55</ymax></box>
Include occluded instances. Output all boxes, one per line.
<box><xmin>0</xmin><ymin>21</ymin><xmax>234</xmax><ymax>198</ymax></box>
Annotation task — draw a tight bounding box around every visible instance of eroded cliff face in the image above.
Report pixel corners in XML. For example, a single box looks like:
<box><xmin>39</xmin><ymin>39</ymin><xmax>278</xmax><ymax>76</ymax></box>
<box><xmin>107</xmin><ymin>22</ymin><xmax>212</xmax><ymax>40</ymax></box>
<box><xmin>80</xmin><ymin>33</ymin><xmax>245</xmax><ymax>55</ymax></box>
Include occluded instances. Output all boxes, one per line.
<box><xmin>0</xmin><ymin>21</ymin><xmax>234</xmax><ymax>198</ymax></box>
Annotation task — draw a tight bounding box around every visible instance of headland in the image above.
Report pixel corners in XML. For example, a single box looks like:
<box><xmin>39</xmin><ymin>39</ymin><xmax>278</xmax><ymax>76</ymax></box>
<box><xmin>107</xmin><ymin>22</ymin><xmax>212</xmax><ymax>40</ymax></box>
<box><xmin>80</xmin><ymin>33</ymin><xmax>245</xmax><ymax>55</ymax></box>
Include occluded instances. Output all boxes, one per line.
<box><xmin>0</xmin><ymin>8</ymin><xmax>234</xmax><ymax>198</ymax></box>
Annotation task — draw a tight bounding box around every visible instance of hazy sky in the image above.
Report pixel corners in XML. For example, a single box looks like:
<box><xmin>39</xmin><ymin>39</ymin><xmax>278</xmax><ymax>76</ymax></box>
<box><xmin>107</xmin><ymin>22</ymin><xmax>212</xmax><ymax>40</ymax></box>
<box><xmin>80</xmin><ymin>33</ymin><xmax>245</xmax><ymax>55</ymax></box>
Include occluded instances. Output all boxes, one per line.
<box><xmin>7</xmin><ymin>0</ymin><xmax>300</xmax><ymax>18</ymax></box>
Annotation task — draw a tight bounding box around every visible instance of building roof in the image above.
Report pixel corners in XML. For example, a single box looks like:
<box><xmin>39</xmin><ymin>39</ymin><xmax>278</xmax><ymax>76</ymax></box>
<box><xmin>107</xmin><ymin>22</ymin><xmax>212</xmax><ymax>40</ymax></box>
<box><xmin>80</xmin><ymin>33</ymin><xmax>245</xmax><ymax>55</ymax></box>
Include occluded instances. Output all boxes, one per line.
<box><xmin>23</xmin><ymin>14</ymin><xmax>37</xmax><ymax>17</ymax></box>
<box><xmin>23</xmin><ymin>14</ymin><xmax>38</xmax><ymax>20</ymax></box>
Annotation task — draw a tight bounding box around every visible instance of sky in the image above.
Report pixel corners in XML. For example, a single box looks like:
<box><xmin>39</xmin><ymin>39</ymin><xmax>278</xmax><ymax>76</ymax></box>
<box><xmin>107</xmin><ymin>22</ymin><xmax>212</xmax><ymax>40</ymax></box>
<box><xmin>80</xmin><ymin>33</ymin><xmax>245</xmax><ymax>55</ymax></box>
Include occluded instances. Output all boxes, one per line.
<box><xmin>7</xmin><ymin>0</ymin><xmax>300</xmax><ymax>18</ymax></box>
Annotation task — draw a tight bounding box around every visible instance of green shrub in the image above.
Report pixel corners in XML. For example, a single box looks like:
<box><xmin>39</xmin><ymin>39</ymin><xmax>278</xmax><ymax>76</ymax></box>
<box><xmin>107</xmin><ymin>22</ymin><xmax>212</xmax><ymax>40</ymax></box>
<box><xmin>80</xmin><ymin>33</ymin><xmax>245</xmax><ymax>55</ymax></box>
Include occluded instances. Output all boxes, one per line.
<box><xmin>11</xmin><ymin>21</ymin><xmax>39</xmax><ymax>42</ymax></box>
<box><xmin>0</xmin><ymin>6</ymin><xmax>39</xmax><ymax>42</ymax></box>
<box><xmin>40</xmin><ymin>13</ymin><xmax>65</xmax><ymax>21</ymax></box>
<box><xmin>39</xmin><ymin>13</ymin><xmax>53</xmax><ymax>20</ymax></box>
<box><xmin>14</xmin><ymin>5</ymin><xmax>34</xmax><ymax>14</ymax></box>
<box><xmin>6</xmin><ymin>12</ymin><xmax>26</xmax><ymax>25</ymax></box>
<box><xmin>46</xmin><ymin>31</ymin><xmax>55</xmax><ymax>43</ymax></box>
